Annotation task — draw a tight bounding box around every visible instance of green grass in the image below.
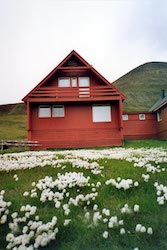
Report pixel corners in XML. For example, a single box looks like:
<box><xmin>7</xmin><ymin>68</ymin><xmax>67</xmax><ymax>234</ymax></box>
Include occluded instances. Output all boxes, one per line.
<box><xmin>0</xmin><ymin>148</ymin><xmax>166</xmax><ymax>250</ymax></box>
<box><xmin>0</xmin><ymin>114</ymin><xmax>26</xmax><ymax>140</ymax></box>
<box><xmin>124</xmin><ymin>139</ymin><xmax>167</xmax><ymax>149</ymax></box>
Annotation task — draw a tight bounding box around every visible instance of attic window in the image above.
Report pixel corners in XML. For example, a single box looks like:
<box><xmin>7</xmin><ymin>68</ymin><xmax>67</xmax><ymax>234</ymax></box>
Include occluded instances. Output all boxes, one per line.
<box><xmin>58</xmin><ymin>78</ymin><xmax>70</xmax><ymax>87</ymax></box>
<box><xmin>39</xmin><ymin>106</ymin><xmax>51</xmax><ymax>118</ymax></box>
<box><xmin>78</xmin><ymin>77</ymin><xmax>90</xmax><ymax>87</ymax></box>
<box><xmin>139</xmin><ymin>114</ymin><xmax>146</xmax><ymax>120</ymax></box>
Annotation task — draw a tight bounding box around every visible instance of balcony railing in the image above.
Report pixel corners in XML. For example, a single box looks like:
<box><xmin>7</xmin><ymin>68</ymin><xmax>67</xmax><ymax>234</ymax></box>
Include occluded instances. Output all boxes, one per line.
<box><xmin>28</xmin><ymin>86</ymin><xmax>121</xmax><ymax>102</ymax></box>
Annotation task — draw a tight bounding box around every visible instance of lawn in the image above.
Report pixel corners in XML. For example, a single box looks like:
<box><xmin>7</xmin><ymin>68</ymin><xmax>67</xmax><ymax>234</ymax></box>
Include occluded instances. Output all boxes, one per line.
<box><xmin>0</xmin><ymin>145</ymin><xmax>167</xmax><ymax>250</ymax></box>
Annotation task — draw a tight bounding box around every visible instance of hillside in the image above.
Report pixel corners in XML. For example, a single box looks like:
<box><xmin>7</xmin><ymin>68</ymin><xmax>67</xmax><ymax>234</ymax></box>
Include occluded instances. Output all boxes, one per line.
<box><xmin>113</xmin><ymin>62</ymin><xmax>167</xmax><ymax>111</ymax></box>
<box><xmin>0</xmin><ymin>102</ymin><xmax>26</xmax><ymax>114</ymax></box>
<box><xmin>0</xmin><ymin>103</ymin><xmax>26</xmax><ymax>140</ymax></box>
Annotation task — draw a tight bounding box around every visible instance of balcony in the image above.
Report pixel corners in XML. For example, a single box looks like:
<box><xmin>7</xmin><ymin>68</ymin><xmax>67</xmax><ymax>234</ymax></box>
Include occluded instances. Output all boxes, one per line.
<box><xmin>27</xmin><ymin>86</ymin><xmax>122</xmax><ymax>102</ymax></box>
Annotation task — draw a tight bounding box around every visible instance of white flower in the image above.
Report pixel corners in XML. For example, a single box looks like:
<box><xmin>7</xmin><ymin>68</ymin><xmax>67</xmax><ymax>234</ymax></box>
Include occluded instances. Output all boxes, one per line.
<box><xmin>120</xmin><ymin>228</ymin><xmax>125</xmax><ymax>234</ymax></box>
<box><xmin>55</xmin><ymin>201</ymin><xmax>61</xmax><ymax>208</ymax></box>
<box><xmin>11</xmin><ymin>212</ymin><xmax>18</xmax><ymax>219</ymax></box>
<box><xmin>85</xmin><ymin>212</ymin><xmax>90</xmax><ymax>221</ymax></box>
<box><xmin>102</xmin><ymin>231</ymin><xmax>109</xmax><ymax>239</ymax></box>
<box><xmin>23</xmin><ymin>191</ymin><xmax>29</xmax><ymax>197</ymax></box>
<box><xmin>140</xmin><ymin>226</ymin><xmax>146</xmax><ymax>233</ymax></box>
<box><xmin>147</xmin><ymin>227</ymin><xmax>153</xmax><ymax>235</ymax></box>
<box><xmin>6</xmin><ymin>233</ymin><xmax>14</xmax><ymax>242</ymax></box>
<box><xmin>134</xmin><ymin>204</ymin><xmax>139</xmax><ymax>212</ymax></box>
<box><xmin>64</xmin><ymin>219</ymin><xmax>71</xmax><ymax>226</ymax></box>
<box><xmin>134</xmin><ymin>181</ymin><xmax>139</xmax><ymax>187</ymax></box>
<box><xmin>93</xmin><ymin>204</ymin><xmax>98</xmax><ymax>211</ymax></box>
<box><xmin>0</xmin><ymin>214</ymin><xmax>7</xmax><ymax>224</ymax></box>
<box><xmin>135</xmin><ymin>224</ymin><xmax>142</xmax><ymax>232</ymax></box>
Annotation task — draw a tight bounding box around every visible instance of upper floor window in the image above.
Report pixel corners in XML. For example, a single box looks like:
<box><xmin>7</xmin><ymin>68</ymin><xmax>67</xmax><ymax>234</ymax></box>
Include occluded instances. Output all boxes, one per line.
<box><xmin>39</xmin><ymin>105</ymin><xmax>51</xmax><ymax>118</ymax></box>
<box><xmin>58</xmin><ymin>78</ymin><xmax>70</xmax><ymax>87</ymax></box>
<box><xmin>78</xmin><ymin>77</ymin><xmax>90</xmax><ymax>87</ymax></box>
<box><xmin>58</xmin><ymin>77</ymin><xmax>90</xmax><ymax>87</ymax></box>
<box><xmin>139</xmin><ymin>114</ymin><xmax>146</xmax><ymax>120</ymax></box>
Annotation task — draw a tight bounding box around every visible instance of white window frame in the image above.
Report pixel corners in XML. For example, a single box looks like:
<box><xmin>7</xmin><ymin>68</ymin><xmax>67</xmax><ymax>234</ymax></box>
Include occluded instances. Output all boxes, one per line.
<box><xmin>39</xmin><ymin>105</ymin><xmax>51</xmax><ymax>118</ymax></box>
<box><xmin>58</xmin><ymin>77</ymin><xmax>70</xmax><ymax>87</ymax></box>
<box><xmin>52</xmin><ymin>105</ymin><xmax>65</xmax><ymax>117</ymax></box>
<box><xmin>122</xmin><ymin>114</ymin><xmax>129</xmax><ymax>121</ymax></box>
<box><xmin>157</xmin><ymin>111</ymin><xmax>162</xmax><ymax>122</ymax></box>
<box><xmin>78</xmin><ymin>77</ymin><xmax>90</xmax><ymax>87</ymax></box>
<box><xmin>92</xmin><ymin>105</ymin><xmax>111</xmax><ymax>123</ymax></box>
<box><xmin>139</xmin><ymin>114</ymin><xmax>146</xmax><ymax>120</ymax></box>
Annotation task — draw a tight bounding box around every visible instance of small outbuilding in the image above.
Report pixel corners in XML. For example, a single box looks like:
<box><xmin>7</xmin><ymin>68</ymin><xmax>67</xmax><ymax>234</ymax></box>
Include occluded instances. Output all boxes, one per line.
<box><xmin>149</xmin><ymin>90</ymin><xmax>167</xmax><ymax>140</ymax></box>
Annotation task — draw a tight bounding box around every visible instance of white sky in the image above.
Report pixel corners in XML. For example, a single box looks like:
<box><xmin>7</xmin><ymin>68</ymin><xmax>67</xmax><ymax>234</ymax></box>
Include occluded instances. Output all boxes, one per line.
<box><xmin>0</xmin><ymin>0</ymin><xmax>167</xmax><ymax>104</ymax></box>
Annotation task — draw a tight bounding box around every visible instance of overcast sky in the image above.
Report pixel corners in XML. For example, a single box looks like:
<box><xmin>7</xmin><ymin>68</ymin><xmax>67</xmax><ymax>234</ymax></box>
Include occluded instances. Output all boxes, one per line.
<box><xmin>0</xmin><ymin>0</ymin><xmax>167</xmax><ymax>104</ymax></box>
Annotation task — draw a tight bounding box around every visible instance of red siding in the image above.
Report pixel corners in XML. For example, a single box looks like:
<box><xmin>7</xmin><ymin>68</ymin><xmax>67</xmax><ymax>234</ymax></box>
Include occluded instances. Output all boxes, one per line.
<box><xmin>123</xmin><ymin>112</ymin><xmax>158</xmax><ymax>140</ymax></box>
<box><xmin>157</xmin><ymin>105</ymin><xmax>167</xmax><ymax>139</ymax></box>
<box><xmin>29</xmin><ymin>102</ymin><xmax>123</xmax><ymax>149</ymax></box>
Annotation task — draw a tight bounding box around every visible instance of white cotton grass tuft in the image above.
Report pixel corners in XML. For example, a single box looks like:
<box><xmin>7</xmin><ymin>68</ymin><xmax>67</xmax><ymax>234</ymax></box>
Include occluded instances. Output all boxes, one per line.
<box><xmin>102</xmin><ymin>231</ymin><xmax>109</xmax><ymax>239</ymax></box>
<box><xmin>134</xmin><ymin>204</ymin><xmax>140</xmax><ymax>212</ymax></box>
<box><xmin>120</xmin><ymin>228</ymin><xmax>126</xmax><ymax>234</ymax></box>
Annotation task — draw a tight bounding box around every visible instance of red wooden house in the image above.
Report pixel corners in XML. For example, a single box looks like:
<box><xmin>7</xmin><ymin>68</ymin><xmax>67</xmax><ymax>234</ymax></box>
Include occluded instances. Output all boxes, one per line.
<box><xmin>22</xmin><ymin>50</ymin><xmax>126</xmax><ymax>149</ymax></box>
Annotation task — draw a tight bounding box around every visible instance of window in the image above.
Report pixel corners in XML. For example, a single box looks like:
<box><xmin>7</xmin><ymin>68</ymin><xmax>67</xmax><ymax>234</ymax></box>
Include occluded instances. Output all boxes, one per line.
<box><xmin>78</xmin><ymin>77</ymin><xmax>90</xmax><ymax>87</ymax></box>
<box><xmin>71</xmin><ymin>77</ymin><xmax>77</xmax><ymax>87</ymax></box>
<box><xmin>58</xmin><ymin>77</ymin><xmax>70</xmax><ymax>87</ymax></box>
<box><xmin>52</xmin><ymin>105</ymin><xmax>65</xmax><ymax>117</ymax></box>
<box><xmin>122</xmin><ymin>114</ymin><xmax>129</xmax><ymax>121</ymax></box>
<box><xmin>58</xmin><ymin>77</ymin><xmax>90</xmax><ymax>87</ymax></box>
<box><xmin>139</xmin><ymin>114</ymin><xmax>146</xmax><ymax>120</ymax></box>
<box><xmin>92</xmin><ymin>105</ymin><xmax>111</xmax><ymax>122</ymax></box>
<box><xmin>39</xmin><ymin>106</ymin><xmax>51</xmax><ymax>118</ymax></box>
<box><xmin>157</xmin><ymin>111</ymin><xmax>162</xmax><ymax>122</ymax></box>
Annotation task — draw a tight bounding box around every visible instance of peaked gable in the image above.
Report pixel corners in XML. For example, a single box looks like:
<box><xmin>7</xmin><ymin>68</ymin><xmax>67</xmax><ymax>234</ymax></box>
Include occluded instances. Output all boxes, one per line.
<box><xmin>22</xmin><ymin>50</ymin><xmax>126</xmax><ymax>102</ymax></box>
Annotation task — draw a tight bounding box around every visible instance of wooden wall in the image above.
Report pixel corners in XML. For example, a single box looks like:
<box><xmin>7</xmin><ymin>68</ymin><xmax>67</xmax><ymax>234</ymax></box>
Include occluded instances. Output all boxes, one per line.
<box><xmin>156</xmin><ymin>105</ymin><xmax>167</xmax><ymax>140</ymax></box>
<box><xmin>123</xmin><ymin>112</ymin><xmax>158</xmax><ymax>140</ymax></box>
<box><xmin>29</xmin><ymin>102</ymin><xmax>123</xmax><ymax>148</ymax></box>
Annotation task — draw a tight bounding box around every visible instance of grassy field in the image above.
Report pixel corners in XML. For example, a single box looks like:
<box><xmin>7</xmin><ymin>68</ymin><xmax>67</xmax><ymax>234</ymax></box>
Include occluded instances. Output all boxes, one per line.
<box><xmin>0</xmin><ymin>114</ymin><xmax>26</xmax><ymax>140</ymax></box>
<box><xmin>0</xmin><ymin>144</ymin><xmax>166</xmax><ymax>250</ymax></box>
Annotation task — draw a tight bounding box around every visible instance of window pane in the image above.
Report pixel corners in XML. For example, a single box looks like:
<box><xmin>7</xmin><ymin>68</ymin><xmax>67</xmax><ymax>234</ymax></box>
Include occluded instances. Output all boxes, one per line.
<box><xmin>78</xmin><ymin>77</ymin><xmax>90</xmax><ymax>87</ymax></box>
<box><xmin>157</xmin><ymin>111</ymin><xmax>162</xmax><ymax>122</ymax></box>
<box><xmin>139</xmin><ymin>114</ymin><xmax>146</xmax><ymax>120</ymax></box>
<box><xmin>39</xmin><ymin>106</ymin><xmax>51</xmax><ymax>118</ymax></box>
<box><xmin>58</xmin><ymin>78</ymin><xmax>70</xmax><ymax>87</ymax></box>
<box><xmin>52</xmin><ymin>105</ymin><xmax>65</xmax><ymax>117</ymax></box>
<box><xmin>92</xmin><ymin>105</ymin><xmax>111</xmax><ymax>122</ymax></box>
<box><xmin>123</xmin><ymin>114</ymin><xmax>128</xmax><ymax>121</ymax></box>
<box><xmin>71</xmin><ymin>77</ymin><xmax>77</xmax><ymax>87</ymax></box>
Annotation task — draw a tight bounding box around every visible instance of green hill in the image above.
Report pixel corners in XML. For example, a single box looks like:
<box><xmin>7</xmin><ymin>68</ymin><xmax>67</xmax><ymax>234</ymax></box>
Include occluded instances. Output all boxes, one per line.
<box><xmin>113</xmin><ymin>62</ymin><xmax>167</xmax><ymax>112</ymax></box>
<box><xmin>0</xmin><ymin>102</ymin><xmax>26</xmax><ymax>114</ymax></box>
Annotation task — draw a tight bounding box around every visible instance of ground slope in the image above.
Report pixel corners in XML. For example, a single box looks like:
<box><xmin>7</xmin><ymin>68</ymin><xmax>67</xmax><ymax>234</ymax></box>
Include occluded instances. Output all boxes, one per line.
<box><xmin>113</xmin><ymin>62</ymin><xmax>167</xmax><ymax>112</ymax></box>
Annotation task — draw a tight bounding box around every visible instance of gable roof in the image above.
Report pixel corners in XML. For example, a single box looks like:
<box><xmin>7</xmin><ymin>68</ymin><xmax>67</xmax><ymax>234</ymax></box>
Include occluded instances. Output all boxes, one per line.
<box><xmin>22</xmin><ymin>50</ymin><xmax>126</xmax><ymax>102</ymax></box>
<box><xmin>149</xmin><ymin>94</ymin><xmax>167</xmax><ymax>112</ymax></box>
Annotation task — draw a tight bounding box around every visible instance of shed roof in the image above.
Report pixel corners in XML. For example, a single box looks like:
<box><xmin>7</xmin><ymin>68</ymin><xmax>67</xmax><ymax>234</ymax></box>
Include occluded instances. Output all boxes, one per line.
<box><xmin>149</xmin><ymin>94</ymin><xmax>167</xmax><ymax>112</ymax></box>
